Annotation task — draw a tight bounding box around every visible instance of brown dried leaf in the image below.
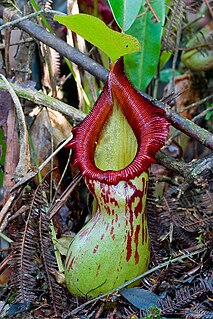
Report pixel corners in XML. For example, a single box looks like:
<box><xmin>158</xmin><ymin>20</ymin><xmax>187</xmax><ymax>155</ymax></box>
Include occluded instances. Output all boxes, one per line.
<box><xmin>164</xmin><ymin>73</ymin><xmax>201</xmax><ymax>118</ymax></box>
<box><xmin>30</xmin><ymin>108</ymin><xmax>72</xmax><ymax>183</ymax></box>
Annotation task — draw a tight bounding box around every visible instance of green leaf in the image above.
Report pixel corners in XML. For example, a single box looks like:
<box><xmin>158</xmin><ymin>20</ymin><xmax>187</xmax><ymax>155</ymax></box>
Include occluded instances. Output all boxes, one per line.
<box><xmin>120</xmin><ymin>288</ymin><xmax>159</xmax><ymax>310</ymax></box>
<box><xmin>205</xmin><ymin>110</ymin><xmax>213</xmax><ymax>121</ymax></box>
<box><xmin>160</xmin><ymin>50</ymin><xmax>172</xmax><ymax>68</ymax></box>
<box><xmin>30</xmin><ymin>0</ymin><xmax>53</xmax><ymax>33</ymax></box>
<box><xmin>107</xmin><ymin>0</ymin><xmax>143</xmax><ymax>31</ymax></box>
<box><xmin>55</xmin><ymin>236</ymin><xmax>74</xmax><ymax>256</ymax></box>
<box><xmin>160</xmin><ymin>68</ymin><xmax>180</xmax><ymax>83</ymax></box>
<box><xmin>124</xmin><ymin>1</ymin><xmax>166</xmax><ymax>91</ymax></box>
<box><xmin>54</xmin><ymin>14</ymin><xmax>140</xmax><ymax>62</ymax></box>
<box><xmin>205</xmin><ymin>104</ymin><xmax>213</xmax><ymax>121</ymax></box>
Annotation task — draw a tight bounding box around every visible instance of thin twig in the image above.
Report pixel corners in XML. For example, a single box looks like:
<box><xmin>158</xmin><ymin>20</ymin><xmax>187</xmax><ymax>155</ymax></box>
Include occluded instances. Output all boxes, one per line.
<box><xmin>145</xmin><ymin>0</ymin><xmax>160</xmax><ymax>22</ymax></box>
<box><xmin>45</xmin><ymin>108</ymin><xmax>55</xmax><ymax>202</ymax></box>
<box><xmin>0</xmin><ymin>37</ymin><xmax>34</xmax><ymax>49</ymax></box>
<box><xmin>178</xmin><ymin>94</ymin><xmax>213</xmax><ymax>113</ymax></box>
<box><xmin>0</xmin><ymin>193</ymin><xmax>16</xmax><ymax>232</ymax></box>
<box><xmin>171</xmin><ymin>13</ymin><xmax>184</xmax><ymax>110</ymax></box>
<box><xmin>0</xmin><ymin>9</ymin><xmax>44</xmax><ymax>31</ymax></box>
<box><xmin>136</xmin><ymin>11</ymin><xmax>148</xmax><ymax>19</ymax></box>
<box><xmin>192</xmin><ymin>106</ymin><xmax>213</xmax><ymax>122</ymax></box>
<box><xmin>51</xmin><ymin>149</ymin><xmax>72</xmax><ymax>206</ymax></box>
<box><xmin>68</xmin><ymin>246</ymin><xmax>207</xmax><ymax>316</ymax></box>
<box><xmin>0</xmin><ymin>8</ymin><xmax>65</xmax><ymax>32</ymax></box>
<box><xmin>0</xmin><ymin>79</ymin><xmax>85</xmax><ymax>123</ymax></box>
<box><xmin>203</xmin><ymin>0</ymin><xmax>213</xmax><ymax>19</ymax></box>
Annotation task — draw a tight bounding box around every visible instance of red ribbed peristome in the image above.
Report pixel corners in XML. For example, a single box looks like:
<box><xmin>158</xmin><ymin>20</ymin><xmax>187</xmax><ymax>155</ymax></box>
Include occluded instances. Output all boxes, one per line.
<box><xmin>66</xmin><ymin>57</ymin><xmax>170</xmax><ymax>185</ymax></box>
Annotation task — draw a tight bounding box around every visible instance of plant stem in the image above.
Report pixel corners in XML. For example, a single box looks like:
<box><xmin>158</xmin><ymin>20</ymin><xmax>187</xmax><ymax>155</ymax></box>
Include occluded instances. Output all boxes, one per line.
<box><xmin>50</xmin><ymin>221</ymin><xmax>64</xmax><ymax>272</ymax></box>
<box><xmin>0</xmin><ymin>232</ymin><xmax>13</xmax><ymax>243</ymax></box>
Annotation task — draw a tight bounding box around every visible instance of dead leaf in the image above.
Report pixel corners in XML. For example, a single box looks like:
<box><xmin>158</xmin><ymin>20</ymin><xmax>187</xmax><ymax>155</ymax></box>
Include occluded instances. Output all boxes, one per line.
<box><xmin>164</xmin><ymin>73</ymin><xmax>201</xmax><ymax>119</ymax></box>
<box><xmin>30</xmin><ymin>108</ymin><xmax>72</xmax><ymax>185</ymax></box>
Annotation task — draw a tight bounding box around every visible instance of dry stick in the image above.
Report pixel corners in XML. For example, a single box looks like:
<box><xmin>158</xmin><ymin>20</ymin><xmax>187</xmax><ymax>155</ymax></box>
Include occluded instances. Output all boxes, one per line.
<box><xmin>68</xmin><ymin>246</ymin><xmax>206</xmax><ymax>316</ymax></box>
<box><xmin>0</xmin><ymin>79</ymin><xmax>85</xmax><ymax>123</ymax></box>
<box><xmin>51</xmin><ymin>149</ymin><xmax>72</xmax><ymax>207</ymax></box>
<box><xmin>1</xmin><ymin>7</ymin><xmax>212</xmax><ymax>151</ymax></box>
<box><xmin>203</xmin><ymin>0</ymin><xmax>213</xmax><ymax>19</ymax></box>
<box><xmin>145</xmin><ymin>0</ymin><xmax>160</xmax><ymax>23</ymax></box>
<box><xmin>177</xmin><ymin>94</ymin><xmax>213</xmax><ymax>114</ymax></box>
<box><xmin>0</xmin><ymin>74</ymin><xmax>30</xmax><ymax>181</ymax></box>
<box><xmin>192</xmin><ymin>106</ymin><xmax>213</xmax><ymax>122</ymax></box>
<box><xmin>0</xmin><ymin>9</ymin><xmax>45</xmax><ymax>31</ymax></box>
<box><xmin>171</xmin><ymin>6</ymin><xmax>184</xmax><ymax>112</ymax></box>
<box><xmin>165</xmin><ymin>108</ymin><xmax>213</xmax><ymax>149</ymax></box>
<box><xmin>0</xmin><ymin>37</ymin><xmax>34</xmax><ymax>49</ymax></box>
<box><xmin>0</xmin><ymin>193</ymin><xmax>16</xmax><ymax>233</ymax></box>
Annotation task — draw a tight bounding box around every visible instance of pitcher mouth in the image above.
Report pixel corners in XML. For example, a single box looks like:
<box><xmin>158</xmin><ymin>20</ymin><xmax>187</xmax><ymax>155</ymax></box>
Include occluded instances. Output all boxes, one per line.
<box><xmin>67</xmin><ymin>58</ymin><xmax>170</xmax><ymax>185</ymax></box>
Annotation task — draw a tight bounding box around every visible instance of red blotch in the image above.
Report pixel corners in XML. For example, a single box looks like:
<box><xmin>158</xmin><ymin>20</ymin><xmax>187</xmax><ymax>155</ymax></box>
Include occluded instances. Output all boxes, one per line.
<box><xmin>126</xmin><ymin>232</ymin><xmax>132</xmax><ymax>261</ymax></box>
<box><xmin>100</xmin><ymin>234</ymin><xmax>105</xmax><ymax>240</ymax></box>
<box><xmin>142</xmin><ymin>213</ymin><xmax>145</xmax><ymax>223</ymax></box>
<box><xmin>79</xmin><ymin>227</ymin><xmax>90</xmax><ymax>239</ymax></box>
<box><xmin>115</xmin><ymin>214</ymin><xmax>118</xmax><ymax>222</ymax></box>
<box><xmin>127</xmin><ymin>180</ymin><xmax>144</xmax><ymax>218</ymax></box>
<box><xmin>134</xmin><ymin>224</ymin><xmax>140</xmax><ymax>264</ymax></box>
<box><xmin>110</xmin><ymin>226</ymin><xmax>114</xmax><ymax>235</ymax></box>
<box><xmin>93</xmin><ymin>244</ymin><xmax>99</xmax><ymax>254</ymax></box>
<box><xmin>104</xmin><ymin>186</ymin><xmax>119</xmax><ymax>207</ymax></box>
<box><xmin>67</xmin><ymin>257</ymin><xmax>75</xmax><ymax>271</ymax></box>
<box><xmin>106</xmin><ymin>205</ymin><xmax>111</xmax><ymax>215</ymax></box>
<box><xmin>65</xmin><ymin>251</ymin><xmax>72</xmax><ymax>269</ymax></box>
<box><xmin>110</xmin><ymin>197</ymin><xmax>119</xmax><ymax>206</ymax></box>
<box><xmin>112</xmin><ymin>234</ymin><xmax>115</xmax><ymax>240</ymax></box>
<box><xmin>96</xmin><ymin>263</ymin><xmax>101</xmax><ymax>277</ymax></box>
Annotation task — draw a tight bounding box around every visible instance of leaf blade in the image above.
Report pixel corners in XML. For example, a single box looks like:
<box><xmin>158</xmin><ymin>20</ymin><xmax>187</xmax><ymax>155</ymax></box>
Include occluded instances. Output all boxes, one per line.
<box><xmin>107</xmin><ymin>0</ymin><xmax>143</xmax><ymax>31</ymax></box>
<box><xmin>124</xmin><ymin>1</ymin><xmax>166</xmax><ymax>91</ymax></box>
<box><xmin>54</xmin><ymin>14</ymin><xmax>140</xmax><ymax>62</ymax></box>
<box><xmin>120</xmin><ymin>288</ymin><xmax>160</xmax><ymax>310</ymax></box>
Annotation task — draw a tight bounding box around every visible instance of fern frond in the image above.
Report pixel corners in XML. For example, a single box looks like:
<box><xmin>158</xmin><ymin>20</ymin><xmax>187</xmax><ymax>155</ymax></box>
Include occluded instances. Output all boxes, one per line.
<box><xmin>162</xmin><ymin>0</ymin><xmax>186</xmax><ymax>52</ymax></box>
<box><xmin>159</xmin><ymin>278</ymin><xmax>213</xmax><ymax>315</ymax></box>
<box><xmin>10</xmin><ymin>184</ymin><xmax>48</xmax><ymax>303</ymax></box>
<box><xmin>10</xmin><ymin>185</ymin><xmax>47</xmax><ymax>303</ymax></box>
